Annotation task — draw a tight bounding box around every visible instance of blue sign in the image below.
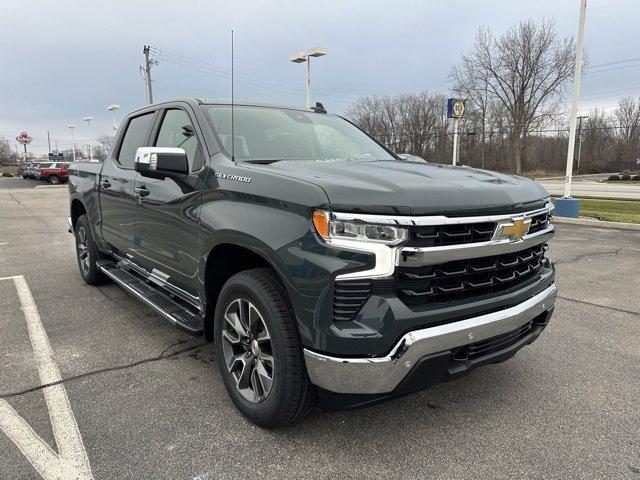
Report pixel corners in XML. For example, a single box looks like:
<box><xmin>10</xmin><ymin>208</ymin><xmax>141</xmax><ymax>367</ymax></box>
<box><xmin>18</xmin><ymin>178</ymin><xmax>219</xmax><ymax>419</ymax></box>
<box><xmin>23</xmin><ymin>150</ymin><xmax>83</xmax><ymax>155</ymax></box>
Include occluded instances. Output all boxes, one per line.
<box><xmin>447</xmin><ymin>98</ymin><xmax>466</xmax><ymax>118</ymax></box>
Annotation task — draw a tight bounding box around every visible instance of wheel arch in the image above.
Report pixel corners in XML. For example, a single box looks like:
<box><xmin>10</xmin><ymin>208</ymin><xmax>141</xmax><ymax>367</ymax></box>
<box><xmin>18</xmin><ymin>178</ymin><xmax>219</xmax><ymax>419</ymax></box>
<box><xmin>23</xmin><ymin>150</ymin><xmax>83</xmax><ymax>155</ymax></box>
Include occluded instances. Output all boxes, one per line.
<box><xmin>70</xmin><ymin>197</ymin><xmax>87</xmax><ymax>230</ymax></box>
<box><xmin>202</xmin><ymin>236</ymin><xmax>293</xmax><ymax>341</ymax></box>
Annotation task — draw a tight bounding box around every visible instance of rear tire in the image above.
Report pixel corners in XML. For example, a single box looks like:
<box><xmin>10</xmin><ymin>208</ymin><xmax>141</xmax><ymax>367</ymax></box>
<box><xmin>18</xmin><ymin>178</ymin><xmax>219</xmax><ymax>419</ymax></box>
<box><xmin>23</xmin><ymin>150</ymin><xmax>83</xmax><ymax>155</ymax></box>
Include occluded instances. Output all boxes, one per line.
<box><xmin>214</xmin><ymin>268</ymin><xmax>316</xmax><ymax>428</ymax></box>
<box><xmin>49</xmin><ymin>175</ymin><xmax>61</xmax><ymax>184</ymax></box>
<box><xmin>74</xmin><ymin>214</ymin><xmax>109</xmax><ymax>285</ymax></box>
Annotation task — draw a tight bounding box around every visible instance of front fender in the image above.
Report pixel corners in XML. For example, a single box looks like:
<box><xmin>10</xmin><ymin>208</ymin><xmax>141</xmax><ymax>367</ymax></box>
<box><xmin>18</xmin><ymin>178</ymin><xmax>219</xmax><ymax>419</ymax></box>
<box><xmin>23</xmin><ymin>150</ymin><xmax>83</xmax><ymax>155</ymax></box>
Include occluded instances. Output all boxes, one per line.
<box><xmin>196</xmin><ymin>193</ymin><xmax>372</xmax><ymax>350</ymax></box>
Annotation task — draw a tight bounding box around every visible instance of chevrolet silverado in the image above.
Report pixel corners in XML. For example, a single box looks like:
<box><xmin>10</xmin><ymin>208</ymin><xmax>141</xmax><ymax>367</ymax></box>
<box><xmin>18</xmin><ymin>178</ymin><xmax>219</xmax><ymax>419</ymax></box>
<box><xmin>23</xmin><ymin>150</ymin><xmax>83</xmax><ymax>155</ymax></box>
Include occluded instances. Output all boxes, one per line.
<box><xmin>68</xmin><ymin>99</ymin><xmax>556</xmax><ymax>428</ymax></box>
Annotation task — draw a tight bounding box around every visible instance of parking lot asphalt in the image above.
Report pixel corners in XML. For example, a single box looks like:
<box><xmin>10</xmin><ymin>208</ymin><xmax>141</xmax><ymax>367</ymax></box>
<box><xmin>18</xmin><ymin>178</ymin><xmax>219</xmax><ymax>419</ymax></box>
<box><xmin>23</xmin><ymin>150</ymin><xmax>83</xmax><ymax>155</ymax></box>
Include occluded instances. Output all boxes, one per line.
<box><xmin>1</xmin><ymin>177</ymin><xmax>639</xmax><ymax>479</ymax></box>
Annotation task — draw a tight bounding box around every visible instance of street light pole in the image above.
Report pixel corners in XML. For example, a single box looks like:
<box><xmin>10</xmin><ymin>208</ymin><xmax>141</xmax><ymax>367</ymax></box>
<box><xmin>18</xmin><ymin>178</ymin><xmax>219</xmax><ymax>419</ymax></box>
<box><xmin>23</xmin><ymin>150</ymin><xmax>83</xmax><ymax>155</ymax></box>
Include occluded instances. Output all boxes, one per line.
<box><xmin>68</xmin><ymin>125</ymin><xmax>76</xmax><ymax>162</ymax></box>
<box><xmin>83</xmin><ymin>116</ymin><xmax>94</xmax><ymax>161</ymax></box>
<box><xmin>290</xmin><ymin>47</ymin><xmax>327</xmax><ymax>109</ymax></box>
<box><xmin>107</xmin><ymin>104</ymin><xmax>120</xmax><ymax>131</ymax></box>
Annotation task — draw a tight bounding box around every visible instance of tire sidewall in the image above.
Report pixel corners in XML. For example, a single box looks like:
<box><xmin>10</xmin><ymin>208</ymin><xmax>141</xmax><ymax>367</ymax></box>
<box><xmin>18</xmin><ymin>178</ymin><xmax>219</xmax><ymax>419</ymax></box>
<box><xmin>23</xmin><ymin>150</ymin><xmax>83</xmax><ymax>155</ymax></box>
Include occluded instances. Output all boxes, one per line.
<box><xmin>49</xmin><ymin>175</ymin><xmax>60</xmax><ymax>184</ymax></box>
<box><xmin>214</xmin><ymin>274</ymin><xmax>292</xmax><ymax>425</ymax></box>
<box><xmin>74</xmin><ymin>215</ymin><xmax>104</xmax><ymax>284</ymax></box>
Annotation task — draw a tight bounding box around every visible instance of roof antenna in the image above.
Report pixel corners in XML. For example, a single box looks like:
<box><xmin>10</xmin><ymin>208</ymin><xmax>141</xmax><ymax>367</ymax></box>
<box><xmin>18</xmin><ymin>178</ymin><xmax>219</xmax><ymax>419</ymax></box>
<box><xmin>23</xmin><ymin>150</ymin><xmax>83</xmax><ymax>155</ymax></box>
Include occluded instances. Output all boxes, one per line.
<box><xmin>231</xmin><ymin>29</ymin><xmax>235</xmax><ymax>163</ymax></box>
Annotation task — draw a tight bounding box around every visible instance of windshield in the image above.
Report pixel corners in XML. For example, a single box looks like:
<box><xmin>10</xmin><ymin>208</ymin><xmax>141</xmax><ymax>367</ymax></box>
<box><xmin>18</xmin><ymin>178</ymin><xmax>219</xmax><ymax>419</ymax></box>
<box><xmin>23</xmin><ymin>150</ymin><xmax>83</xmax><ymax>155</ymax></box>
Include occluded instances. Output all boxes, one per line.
<box><xmin>204</xmin><ymin>105</ymin><xmax>394</xmax><ymax>162</ymax></box>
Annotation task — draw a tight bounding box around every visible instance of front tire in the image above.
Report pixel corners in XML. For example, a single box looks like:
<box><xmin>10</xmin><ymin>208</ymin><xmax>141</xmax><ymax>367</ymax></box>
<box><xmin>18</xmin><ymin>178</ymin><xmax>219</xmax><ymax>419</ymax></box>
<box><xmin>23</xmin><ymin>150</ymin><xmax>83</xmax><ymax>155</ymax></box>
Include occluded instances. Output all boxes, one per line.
<box><xmin>214</xmin><ymin>268</ymin><xmax>316</xmax><ymax>428</ymax></box>
<box><xmin>74</xmin><ymin>214</ymin><xmax>109</xmax><ymax>285</ymax></box>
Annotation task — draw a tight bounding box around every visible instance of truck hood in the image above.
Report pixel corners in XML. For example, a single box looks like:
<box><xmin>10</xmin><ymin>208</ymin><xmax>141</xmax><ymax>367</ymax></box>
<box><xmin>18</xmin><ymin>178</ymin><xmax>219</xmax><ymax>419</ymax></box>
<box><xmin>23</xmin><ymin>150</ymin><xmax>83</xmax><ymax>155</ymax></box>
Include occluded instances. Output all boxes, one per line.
<box><xmin>250</xmin><ymin>159</ymin><xmax>549</xmax><ymax>215</ymax></box>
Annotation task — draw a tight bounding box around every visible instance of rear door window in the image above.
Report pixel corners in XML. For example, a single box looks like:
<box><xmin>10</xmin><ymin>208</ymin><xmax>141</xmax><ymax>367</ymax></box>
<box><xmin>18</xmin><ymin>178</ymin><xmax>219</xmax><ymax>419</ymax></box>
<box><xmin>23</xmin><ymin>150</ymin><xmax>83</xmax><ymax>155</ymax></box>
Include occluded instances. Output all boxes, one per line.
<box><xmin>117</xmin><ymin>113</ymin><xmax>155</xmax><ymax>168</ymax></box>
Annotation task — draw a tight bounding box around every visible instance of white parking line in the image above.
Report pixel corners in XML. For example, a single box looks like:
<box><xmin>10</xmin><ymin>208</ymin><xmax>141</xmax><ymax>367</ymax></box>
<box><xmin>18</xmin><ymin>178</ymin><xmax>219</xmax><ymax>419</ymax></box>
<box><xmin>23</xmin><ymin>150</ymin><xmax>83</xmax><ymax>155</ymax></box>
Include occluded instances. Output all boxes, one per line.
<box><xmin>0</xmin><ymin>275</ymin><xmax>93</xmax><ymax>480</ymax></box>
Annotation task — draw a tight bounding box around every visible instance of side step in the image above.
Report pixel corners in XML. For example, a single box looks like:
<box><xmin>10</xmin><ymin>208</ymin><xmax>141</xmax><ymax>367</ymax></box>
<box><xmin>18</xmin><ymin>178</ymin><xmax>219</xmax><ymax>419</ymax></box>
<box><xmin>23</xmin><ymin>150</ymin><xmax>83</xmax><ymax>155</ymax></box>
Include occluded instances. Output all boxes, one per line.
<box><xmin>98</xmin><ymin>260</ymin><xmax>204</xmax><ymax>335</ymax></box>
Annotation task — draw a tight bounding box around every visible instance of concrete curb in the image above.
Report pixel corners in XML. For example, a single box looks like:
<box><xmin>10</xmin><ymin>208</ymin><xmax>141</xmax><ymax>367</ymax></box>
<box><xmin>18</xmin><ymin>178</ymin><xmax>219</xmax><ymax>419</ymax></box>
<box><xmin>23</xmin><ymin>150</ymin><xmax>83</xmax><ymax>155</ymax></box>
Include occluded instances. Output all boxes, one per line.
<box><xmin>553</xmin><ymin>216</ymin><xmax>640</xmax><ymax>231</ymax></box>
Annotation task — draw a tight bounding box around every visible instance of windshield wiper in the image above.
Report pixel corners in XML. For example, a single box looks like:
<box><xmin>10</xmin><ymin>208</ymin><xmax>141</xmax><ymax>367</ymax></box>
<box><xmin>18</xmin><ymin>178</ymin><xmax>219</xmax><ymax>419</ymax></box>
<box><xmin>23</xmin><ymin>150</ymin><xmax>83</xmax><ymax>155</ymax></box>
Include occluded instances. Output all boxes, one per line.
<box><xmin>243</xmin><ymin>159</ymin><xmax>284</xmax><ymax>164</ymax></box>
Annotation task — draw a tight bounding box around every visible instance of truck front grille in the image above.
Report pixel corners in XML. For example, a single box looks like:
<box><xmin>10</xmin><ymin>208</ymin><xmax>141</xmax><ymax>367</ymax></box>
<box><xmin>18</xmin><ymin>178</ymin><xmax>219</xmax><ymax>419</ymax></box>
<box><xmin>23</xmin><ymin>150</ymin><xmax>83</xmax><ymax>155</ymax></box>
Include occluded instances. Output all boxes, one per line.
<box><xmin>528</xmin><ymin>212</ymin><xmax>552</xmax><ymax>234</ymax></box>
<box><xmin>408</xmin><ymin>222</ymin><xmax>495</xmax><ymax>247</ymax></box>
<box><xmin>396</xmin><ymin>243</ymin><xmax>549</xmax><ymax>307</ymax></box>
<box><xmin>406</xmin><ymin>211</ymin><xmax>551</xmax><ymax>248</ymax></box>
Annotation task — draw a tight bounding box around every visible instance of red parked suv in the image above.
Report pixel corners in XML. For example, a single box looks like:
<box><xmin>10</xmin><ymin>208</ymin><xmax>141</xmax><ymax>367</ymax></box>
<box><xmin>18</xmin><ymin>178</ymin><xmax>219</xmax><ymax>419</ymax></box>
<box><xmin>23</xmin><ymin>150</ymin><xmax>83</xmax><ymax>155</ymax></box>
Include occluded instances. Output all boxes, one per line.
<box><xmin>38</xmin><ymin>162</ymin><xmax>70</xmax><ymax>184</ymax></box>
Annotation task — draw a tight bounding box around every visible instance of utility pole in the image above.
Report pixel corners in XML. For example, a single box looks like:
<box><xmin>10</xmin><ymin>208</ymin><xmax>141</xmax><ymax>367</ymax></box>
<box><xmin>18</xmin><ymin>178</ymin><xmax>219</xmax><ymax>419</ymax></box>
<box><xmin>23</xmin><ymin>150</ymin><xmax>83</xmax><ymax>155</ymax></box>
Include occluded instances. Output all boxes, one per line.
<box><xmin>47</xmin><ymin>131</ymin><xmax>51</xmax><ymax>154</ymax></box>
<box><xmin>142</xmin><ymin>45</ymin><xmax>155</xmax><ymax>105</ymax></box>
<box><xmin>575</xmin><ymin>115</ymin><xmax>588</xmax><ymax>175</ymax></box>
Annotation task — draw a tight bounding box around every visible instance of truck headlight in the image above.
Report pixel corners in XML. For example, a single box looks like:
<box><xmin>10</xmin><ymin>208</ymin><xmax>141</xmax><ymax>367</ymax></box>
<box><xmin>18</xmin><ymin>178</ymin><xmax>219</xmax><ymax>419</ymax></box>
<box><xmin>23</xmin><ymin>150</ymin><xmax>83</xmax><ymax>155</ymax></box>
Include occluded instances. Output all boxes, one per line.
<box><xmin>312</xmin><ymin>210</ymin><xmax>408</xmax><ymax>245</ymax></box>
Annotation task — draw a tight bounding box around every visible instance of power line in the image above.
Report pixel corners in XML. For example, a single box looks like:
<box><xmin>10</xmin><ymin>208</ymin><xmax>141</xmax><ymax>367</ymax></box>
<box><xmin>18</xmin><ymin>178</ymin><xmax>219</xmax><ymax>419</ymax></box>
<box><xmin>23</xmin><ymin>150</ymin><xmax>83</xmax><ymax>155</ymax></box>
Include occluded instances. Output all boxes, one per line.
<box><xmin>583</xmin><ymin>63</ymin><xmax>640</xmax><ymax>75</ymax></box>
<box><xmin>584</xmin><ymin>56</ymin><xmax>640</xmax><ymax>70</ymax></box>
<box><xmin>388</xmin><ymin>123</ymin><xmax>636</xmax><ymax>147</ymax></box>
<box><xmin>160</xmin><ymin>56</ymin><xmax>355</xmax><ymax>105</ymax></box>
<box><xmin>580</xmin><ymin>85</ymin><xmax>640</xmax><ymax>99</ymax></box>
<box><xmin>158</xmin><ymin>49</ymin><xmax>361</xmax><ymax>101</ymax></box>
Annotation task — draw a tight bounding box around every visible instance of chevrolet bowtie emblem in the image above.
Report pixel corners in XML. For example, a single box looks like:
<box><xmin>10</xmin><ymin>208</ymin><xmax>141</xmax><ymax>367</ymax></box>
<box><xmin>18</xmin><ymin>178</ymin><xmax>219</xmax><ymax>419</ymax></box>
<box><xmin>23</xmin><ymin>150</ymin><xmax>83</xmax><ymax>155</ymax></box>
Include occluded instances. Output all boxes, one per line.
<box><xmin>496</xmin><ymin>218</ymin><xmax>531</xmax><ymax>241</ymax></box>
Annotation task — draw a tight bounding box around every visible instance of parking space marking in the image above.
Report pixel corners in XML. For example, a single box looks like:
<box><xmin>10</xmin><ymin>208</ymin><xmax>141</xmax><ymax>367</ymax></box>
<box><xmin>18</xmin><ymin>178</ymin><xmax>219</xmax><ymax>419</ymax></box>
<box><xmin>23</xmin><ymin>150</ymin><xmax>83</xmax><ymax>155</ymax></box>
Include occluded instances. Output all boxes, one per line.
<box><xmin>0</xmin><ymin>275</ymin><xmax>93</xmax><ymax>480</ymax></box>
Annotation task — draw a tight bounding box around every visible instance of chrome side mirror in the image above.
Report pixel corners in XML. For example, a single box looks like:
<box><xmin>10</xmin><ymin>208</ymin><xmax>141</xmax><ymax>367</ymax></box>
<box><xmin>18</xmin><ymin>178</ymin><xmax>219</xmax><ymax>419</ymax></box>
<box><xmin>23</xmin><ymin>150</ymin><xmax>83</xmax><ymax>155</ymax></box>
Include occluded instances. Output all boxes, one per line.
<box><xmin>134</xmin><ymin>147</ymin><xmax>188</xmax><ymax>179</ymax></box>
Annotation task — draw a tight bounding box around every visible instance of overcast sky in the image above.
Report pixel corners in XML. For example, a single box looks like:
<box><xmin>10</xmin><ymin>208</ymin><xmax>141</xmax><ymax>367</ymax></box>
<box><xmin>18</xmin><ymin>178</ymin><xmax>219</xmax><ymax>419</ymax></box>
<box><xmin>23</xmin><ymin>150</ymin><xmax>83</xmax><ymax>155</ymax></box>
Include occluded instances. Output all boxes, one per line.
<box><xmin>1</xmin><ymin>0</ymin><xmax>639</xmax><ymax>154</ymax></box>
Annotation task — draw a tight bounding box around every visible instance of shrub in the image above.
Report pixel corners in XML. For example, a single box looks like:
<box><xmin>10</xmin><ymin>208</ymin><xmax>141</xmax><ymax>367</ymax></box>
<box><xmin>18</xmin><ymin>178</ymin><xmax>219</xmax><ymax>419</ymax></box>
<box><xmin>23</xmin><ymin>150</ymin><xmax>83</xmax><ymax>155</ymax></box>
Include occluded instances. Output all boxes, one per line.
<box><xmin>1</xmin><ymin>172</ymin><xmax>14</xmax><ymax>177</ymax></box>
<box><xmin>632</xmin><ymin>175</ymin><xmax>640</xmax><ymax>181</ymax></box>
<box><xmin>607</xmin><ymin>175</ymin><xmax>621</xmax><ymax>181</ymax></box>
<box><xmin>620</xmin><ymin>174</ymin><xmax>632</xmax><ymax>181</ymax></box>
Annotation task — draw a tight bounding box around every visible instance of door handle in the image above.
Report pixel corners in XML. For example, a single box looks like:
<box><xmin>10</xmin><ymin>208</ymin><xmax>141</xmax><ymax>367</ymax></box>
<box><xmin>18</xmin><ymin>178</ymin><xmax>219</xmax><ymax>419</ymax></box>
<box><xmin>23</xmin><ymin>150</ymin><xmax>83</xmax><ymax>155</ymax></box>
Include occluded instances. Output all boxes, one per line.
<box><xmin>100</xmin><ymin>179</ymin><xmax>111</xmax><ymax>189</ymax></box>
<box><xmin>135</xmin><ymin>185</ymin><xmax>150</xmax><ymax>197</ymax></box>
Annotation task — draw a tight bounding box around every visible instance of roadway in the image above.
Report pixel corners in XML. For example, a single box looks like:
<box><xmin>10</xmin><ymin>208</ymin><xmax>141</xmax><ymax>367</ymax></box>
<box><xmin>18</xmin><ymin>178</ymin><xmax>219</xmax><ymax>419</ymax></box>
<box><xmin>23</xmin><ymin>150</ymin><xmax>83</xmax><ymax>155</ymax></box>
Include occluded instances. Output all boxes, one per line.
<box><xmin>536</xmin><ymin>174</ymin><xmax>640</xmax><ymax>199</ymax></box>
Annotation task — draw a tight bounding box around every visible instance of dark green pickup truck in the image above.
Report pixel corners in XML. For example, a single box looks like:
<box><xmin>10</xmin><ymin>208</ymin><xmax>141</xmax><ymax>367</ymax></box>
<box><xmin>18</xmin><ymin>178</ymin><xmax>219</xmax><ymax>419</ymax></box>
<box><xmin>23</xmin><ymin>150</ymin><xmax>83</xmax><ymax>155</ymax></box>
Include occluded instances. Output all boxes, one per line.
<box><xmin>68</xmin><ymin>99</ymin><xmax>556</xmax><ymax>427</ymax></box>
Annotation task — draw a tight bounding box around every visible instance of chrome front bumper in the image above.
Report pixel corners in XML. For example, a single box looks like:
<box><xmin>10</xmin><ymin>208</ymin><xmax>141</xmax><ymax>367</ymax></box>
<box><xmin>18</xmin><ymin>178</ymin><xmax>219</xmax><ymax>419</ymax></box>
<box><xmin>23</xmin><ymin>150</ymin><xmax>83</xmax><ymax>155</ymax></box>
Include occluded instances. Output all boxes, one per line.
<box><xmin>304</xmin><ymin>283</ymin><xmax>557</xmax><ymax>395</ymax></box>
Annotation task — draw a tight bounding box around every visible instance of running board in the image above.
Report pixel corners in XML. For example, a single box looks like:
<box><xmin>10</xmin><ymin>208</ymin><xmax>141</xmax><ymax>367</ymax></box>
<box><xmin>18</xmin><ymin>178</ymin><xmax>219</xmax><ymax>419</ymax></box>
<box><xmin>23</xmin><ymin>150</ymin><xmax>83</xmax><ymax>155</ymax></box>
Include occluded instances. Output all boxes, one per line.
<box><xmin>98</xmin><ymin>260</ymin><xmax>204</xmax><ymax>335</ymax></box>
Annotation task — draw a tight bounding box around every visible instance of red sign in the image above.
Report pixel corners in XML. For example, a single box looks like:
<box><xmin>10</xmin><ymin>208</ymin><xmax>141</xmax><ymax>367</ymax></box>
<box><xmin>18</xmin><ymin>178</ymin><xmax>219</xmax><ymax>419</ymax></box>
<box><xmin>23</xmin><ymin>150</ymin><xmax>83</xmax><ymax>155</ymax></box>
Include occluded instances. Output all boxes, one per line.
<box><xmin>16</xmin><ymin>131</ymin><xmax>32</xmax><ymax>145</ymax></box>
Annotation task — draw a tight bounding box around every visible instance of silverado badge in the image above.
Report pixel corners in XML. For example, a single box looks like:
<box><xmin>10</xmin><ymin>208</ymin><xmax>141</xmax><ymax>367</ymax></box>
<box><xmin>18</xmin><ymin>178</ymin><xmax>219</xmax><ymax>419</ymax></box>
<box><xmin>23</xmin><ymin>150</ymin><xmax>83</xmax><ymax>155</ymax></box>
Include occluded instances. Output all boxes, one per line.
<box><xmin>494</xmin><ymin>218</ymin><xmax>531</xmax><ymax>242</ymax></box>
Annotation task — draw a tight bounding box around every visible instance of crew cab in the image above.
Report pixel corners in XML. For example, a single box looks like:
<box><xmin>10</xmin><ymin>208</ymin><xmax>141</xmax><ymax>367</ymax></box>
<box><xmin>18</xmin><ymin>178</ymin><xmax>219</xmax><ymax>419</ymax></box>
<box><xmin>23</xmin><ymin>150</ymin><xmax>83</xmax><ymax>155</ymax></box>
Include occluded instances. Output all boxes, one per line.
<box><xmin>68</xmin><ymin>99</ymin><xmax>556</xmax><ymax>428</ymax></box>
<box><xmin>39</xmin><ymin>162</ymin><xmax>70</xmax><ymax>184</ymax></box>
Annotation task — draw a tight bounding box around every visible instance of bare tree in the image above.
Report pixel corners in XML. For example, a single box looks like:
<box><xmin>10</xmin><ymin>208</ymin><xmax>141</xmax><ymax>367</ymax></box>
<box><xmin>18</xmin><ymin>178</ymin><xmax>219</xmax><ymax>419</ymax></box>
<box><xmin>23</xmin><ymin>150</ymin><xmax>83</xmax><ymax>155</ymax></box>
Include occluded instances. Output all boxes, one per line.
<box><xmin>96</xmin><ymin>134</ymin><xmax>115</xmax><ymax>152</ymax></box>
<box><xmin>451</xmin><ymin>20</ymin><xmax>576</xmax><ymax>174</ymax></box>
<box><xmin>614</xmin><ymin>96</ymin><xmax>640</xmax><ymax>160</ymax></box>
<box><xmin>346</xmin><ymin>91</ymin><xmax>449</xmax><ymax>160</ymax></box>
<box><xmin>0</xmin><ymin>137</ymin><xmax>12</xmax><ymax>165</ymax></box>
